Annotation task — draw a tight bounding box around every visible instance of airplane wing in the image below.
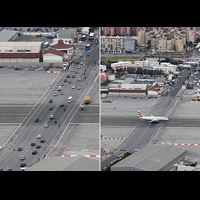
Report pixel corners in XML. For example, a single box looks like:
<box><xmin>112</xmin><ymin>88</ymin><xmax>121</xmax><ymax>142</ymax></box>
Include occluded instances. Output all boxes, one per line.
<box><xmin>148</xmin><ymin>119</ymin><xmax>156</xmax><ymax>122</ymax></box>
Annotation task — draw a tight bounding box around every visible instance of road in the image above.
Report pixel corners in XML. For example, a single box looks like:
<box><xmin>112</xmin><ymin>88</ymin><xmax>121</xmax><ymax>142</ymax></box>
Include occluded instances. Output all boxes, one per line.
<box><xmin>101</xmin><ymin>68</ymin><xmax>190</xmax><ymax>169</ymax></box>
<box><xmin>0</xmin><ymin>43</ymin><xmax>99</xmax><ymax>171</ymax></box>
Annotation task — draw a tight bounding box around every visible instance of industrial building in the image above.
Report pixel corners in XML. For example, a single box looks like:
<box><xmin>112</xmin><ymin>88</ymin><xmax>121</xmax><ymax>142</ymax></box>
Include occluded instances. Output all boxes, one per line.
<box><xmin>0</xmin><ymin>41</ymin><xmax>42</xmax><ymax>63</ymax></box>
<box><xmin>27</xmin><ymin>156</ymin><xmax>99</xmax><ymax>171</ymax></box>
<box><xmin>54</xmin><ymin>28</ymin><xmax>77</xmax><ymax>44</ymax></box>
<box><xmin>111</xmin><ymin>144</ymin><xmax>187</xmax><ymax>171</ymax></box>
<box><xmin>0</xmin><ymin>30</ymin><xmax>18</xmax><ymax>41</ymax></box>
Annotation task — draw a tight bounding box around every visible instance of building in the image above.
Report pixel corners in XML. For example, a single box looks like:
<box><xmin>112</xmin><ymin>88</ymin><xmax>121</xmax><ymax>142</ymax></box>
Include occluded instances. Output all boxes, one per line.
<box><xmin>124</xmin><ymin>36</ymin><xmax>135</xmax><ymax>52</ymax></box>
<box><xmin>101</xmin><ymin>36</ymin><xmax>124</xmax><ymax>53</ymax></box>
<box><xmin>49</xmin><ymin>39</ymin><xmax>73</xmax><ymax>56</ymax></box>
<box><xmin>148</xmin><ymin>83</ymin><xmax>164</xmax><ymax>96</ymax></box>
<box><xmin>43</xmin><ymin>40</ymin><xmax>74</xmax><ymax>63</ymax></box>
<box><xmin>55</xmin><ymin>28</ymin><xmax>77</xmax><ymax>44</ymax></box>
<box><xmin>111</xmin><ymin>61</ymin><xmax>133</xmax><ymax>69</ymax></box>
<box><xmin>101</xmin><ymin>72</ymin><xmax>115</xmax><ymax>81</ymax></box>
<box><xmin>134</xmin><ymin>60</ymin><xmax>159</xmax><ymax>68</ymax></box>
<box><xmin>111</xmin><ymin>144</ymin><xmax>187</xmax><ymax>171</ymax></box>
<box><xmin>137</xmin><ymin>27</ymin><xmax>195</xmax><ymax>51</ymax></box>
<box><xmin>27</xmin><ymin>156</ymin><xmax>99</xmax><ymax>171</ymax></box>
<box><xmin>0</xmin><ymin>41</ymin><xmax>42</xmax><ymax>63</ymax></box>
<box><xmin>0</xmin><ymin>30</ymin><xmax>18</xmax><ymax>41</ymax></box>
<box><xmin>108</xmin><ymin>83</ymin><xmax>147</xmax><ymax>95</ymax></box>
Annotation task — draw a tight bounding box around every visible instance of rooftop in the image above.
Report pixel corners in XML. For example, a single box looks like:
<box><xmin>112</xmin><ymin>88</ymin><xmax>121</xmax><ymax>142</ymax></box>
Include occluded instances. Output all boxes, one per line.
<box><xmin>111</xmin><ymin>144</ymin><xmax>187</xmax><ymax>171</ymax></box>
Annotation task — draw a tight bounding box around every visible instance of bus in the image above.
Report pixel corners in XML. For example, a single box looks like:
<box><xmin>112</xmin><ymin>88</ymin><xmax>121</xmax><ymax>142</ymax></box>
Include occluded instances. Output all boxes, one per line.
<box><xmin>89</xmin><ymin>33</ymin><xmax>94</xmax><ymax>41</ymax></box>
<box><xmin>85</xmin><ymin>44</ymin><xmax>91</xmax><ymax>50</ymax></box>
<box><xmin>81</xmin><ymin>34</ymin><xmax>87</xmax><ymax>41</ymax></box>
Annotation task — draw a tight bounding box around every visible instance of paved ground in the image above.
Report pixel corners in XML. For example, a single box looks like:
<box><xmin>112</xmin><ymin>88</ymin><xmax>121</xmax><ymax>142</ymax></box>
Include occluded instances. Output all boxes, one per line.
<box><xmin>101</xmin><ymin>89</ymin><xmax>200</xmax><ymax>164</ymax></box>
<box><xmin>0</xmin><ymin>68</ymin><xmax>58</xmax><ymax>147</ymax></box>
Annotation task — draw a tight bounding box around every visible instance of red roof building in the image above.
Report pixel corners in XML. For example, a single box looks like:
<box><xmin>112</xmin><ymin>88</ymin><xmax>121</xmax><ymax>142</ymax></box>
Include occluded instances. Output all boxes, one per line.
<box><xmin>50</xmin><ymin>39</ymin><xmax>73</xmax><ymax>50</ymax></box>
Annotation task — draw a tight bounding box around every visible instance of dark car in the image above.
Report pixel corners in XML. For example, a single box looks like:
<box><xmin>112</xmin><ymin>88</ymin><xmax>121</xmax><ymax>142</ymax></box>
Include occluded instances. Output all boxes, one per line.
<box><xmin>35</xmin><ymin>117</ymin><xmax>39</xmax><ymax>122</ymax></box>
<box><xmin>20</xmin><ymin>163</ymin><xmax>26</xmax><ymax>167</ymax></box>
<box><xmin>31</xmin><ymin>142</ymin><xmax>36</xmax><ymax>146</ymax></box>
<box><xmin>17</xmin><ymin>147</ymin><xmax>22</xmax><ymax>151</ymax></box>
<box><xmin>36</xmin><ymin>144</ymin><xmax>41</xmax><ymax>149</ymax></box>
<box><xmin>60</xmin><ymin>104</ymin><xmax>64</xmax><ymax>107</ymax></box>
<box><xmin>64</xmin><ymin>79</ymin><xmax>67</xmax><ymax>82</ymax></box>
<box><xmin>49</xmin><ymin>99</ymin><xmax>53</xmax><ymax>103</ymax></box>
<box><xmin>68</xmin><ymin>81</ymin><xmax>72</xmax><ymax>84</ymax></box>
<box><xmin>49</xmin><ymin>107</ymin><xmax>54</xmax><ymax>110</ymax></box>
<box><xmin>41</xmin><ymin>139</ymin><xmax>45</xmax><ymax>143</ymax></box>
<box><xmin>66</xmin><ymin>75</ymin><xmax>70</xmax><ymax>78</ymax></box>
<box><xmin>32</xmin><ymin>150</ymin><xmax>37</xmax><ymax>155</ymax></box>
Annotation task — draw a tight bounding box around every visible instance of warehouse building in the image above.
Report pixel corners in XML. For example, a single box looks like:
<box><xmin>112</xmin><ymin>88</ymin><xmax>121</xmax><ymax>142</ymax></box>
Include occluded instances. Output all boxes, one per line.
<box><xmin>0</xmin><ymin>41</ymin><xmax>42</xmax><ymax>63</ymax></box>
<box><xmin>27</xmin><ymin>156</ymin><xmax>99</xmax><ymax>171</ymax></box>
<box><xmin>111</xmin><ymin>144</ymin><xmax>187</xmax><ymax>171</ymax></box>
<box><xmin>0</xmin><ymin>30</ymin><xmax>18</xmax><ymax>41</ymax></box>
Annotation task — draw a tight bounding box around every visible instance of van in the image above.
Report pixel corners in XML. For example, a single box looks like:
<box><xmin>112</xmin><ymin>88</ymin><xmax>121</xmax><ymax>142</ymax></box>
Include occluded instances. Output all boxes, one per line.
<box><xmin>68</xmin><ymin>96</ymin><xmax>73</xmax><ymax>103</ymax></box>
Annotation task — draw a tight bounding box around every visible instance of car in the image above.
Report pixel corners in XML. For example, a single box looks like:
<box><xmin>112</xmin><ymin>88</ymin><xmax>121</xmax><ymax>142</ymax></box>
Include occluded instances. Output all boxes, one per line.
<box><xmin>37</xmin><ymin>134</ymin><xmax>42</xmax><ymax>139</ymax></box>
<box><xmin>41</xmin><ymin>139</ymin><xmax>45</xmax><ymax>143</ymax></box>
<box><xmin>60</xmin><ymin>92</ymin><xmax>64</xmax><ymax>95</ymax></box>
<box><xmin>49</xmin><ymin>99</ymin><xmax>53</xmax><ymax>103</ymax></box>
<box><xmin>32</xmin><ymin>150</ymin><xmax>37</xmax><ymax>155</ymax></box>
<box><xmin>17</xmin><ymin>147</ymin><xmax>22</xmax><ymax>151</ymax></box>
<box><xmin>80</xmin><ymin>61</ymin><xmax>84</xmax><ymax>65</ymax></box>
<box><xmin>34</xmin><ymin>117</ymin><xmax>39</xmax><ymax>122</ymax></box>
<box><xmin>77</xmin><ymin>86</ymin><xmax>81</xmax><ymax>90</ymax></box>
<box><xmin>60</xmin><ymin>104</ymin><xmax>64</xmax><ymax>107</ymax></box>
<box><xmin>77</xmin><ymin>66</ymin><xmax>81</xmax><ymax>69</ymax></box>
<box><xmin>31</xmin><ymin>142</ymin><xmax>36</xmax><ymax>146</ymax></box>
<box><xmin>60</xmin><ymin>82</ymin><xmax>64</xmax><ymax>86</ymax></box>
<box><xmin>20</xmin><ymin>163</ymin><xmax>26</xmax><ymax>167</ymax></box>
<box><xmin>49</xmin><ymin>107</ymin><xmax>54</xmax><ymax>110</ymax></box>
<box><xmin>71</xmin><ymin>68</ymin><xmax>75</xmax><ymax>72</ymax></box>
<box><xmin>64</xmin><ymin>79</ymin><xmax>67</xmax><ymax>82</ymax></box>
<box><xmin>54</xmin><ymin>92</ymin><xmax>58</xmax><ymax>96</ymax></box>
<box><xmin>68</xmin><ymin>81</ymin><xmax>72</xmax><ymax>84</ymax></box>
<box><xmin>71</xmin><ymin>85</ymin><xmax>76</xmax><ymax>89</ymax></box>
<box><xmin>20</xmin><ymin>156</ymin><xmax>25</xmax><ymax>160</ymax></box>
<box><xmin>66</xmin><ymin>75</ymin><xmax>70</xmax><ymax>78</ymax></box>
<box><xmin>72</xmin><ymin>75</ymin><xmax>76</xmax><ymax>78</ymax></box>
<box><xmin>50</xmin><ymin>115</ymin><xmax>54</xmax><ymax>119</ymax></box>
<box><xmin>44</xmin><ymin>124</ymin><xmax>48</xmax><ymax>128</ymax></box>
<box><xmin>58</xmin><ymin>88</ymin><xmax>62</xmax><ymax>91</ymax></box>
<box><xmin>75</xmin><ymin>71</ymin><xmax>78</xmax><ymax>74</ymax></box>
<box><xmin>36</xmin><ymin>144</ymin><xmax>41</xmax><ymax>149</ymax></box>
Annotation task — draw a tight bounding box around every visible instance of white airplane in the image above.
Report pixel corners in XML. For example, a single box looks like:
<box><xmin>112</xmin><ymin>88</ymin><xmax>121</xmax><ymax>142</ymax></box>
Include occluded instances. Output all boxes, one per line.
<box><xmin>137</xmin><ymin>111</ymin><xmax>169</xmax><ymax>123</ymax></box>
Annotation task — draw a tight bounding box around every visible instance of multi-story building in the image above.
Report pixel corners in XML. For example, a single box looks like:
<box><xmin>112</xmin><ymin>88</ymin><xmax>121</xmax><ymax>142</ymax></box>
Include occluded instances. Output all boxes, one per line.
<box><xmin>137</xmin><ymin>27</ymin><xmax>195</xmax><ymax>52</ymax></box>
<box><xmin>102</xmin><ymin>27</ymin><xmax>197</xmax><ymax>39</ymax></box>
<box><xmin>101</xmin><ymin>36</ymin><xmax>124</xmax><ymax>53</ymax></box>
<box><xmin>124</xmin><ymin>36</ymin><xmax>135</xmax><ymax>52</ymax></box>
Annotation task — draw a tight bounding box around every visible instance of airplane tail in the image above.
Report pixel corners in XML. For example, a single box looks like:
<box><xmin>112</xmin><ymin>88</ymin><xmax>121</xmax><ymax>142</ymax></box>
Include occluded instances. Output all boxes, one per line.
<box><xmin>137</xmin><ymin>111</ymin><xmax>143</xmax><ymax>118</ymax></box>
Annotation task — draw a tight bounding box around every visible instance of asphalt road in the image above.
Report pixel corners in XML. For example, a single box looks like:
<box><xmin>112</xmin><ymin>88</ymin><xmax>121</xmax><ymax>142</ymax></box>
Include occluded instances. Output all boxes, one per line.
<box><xmin>101</xmin><ymin>68</ymin><xmax>191</xmax><ymax>169</ymax></box>
<box><xmin>0</xmin><ymin>43</ymin><xmax>99</xmax><ymax>171</ymax></box>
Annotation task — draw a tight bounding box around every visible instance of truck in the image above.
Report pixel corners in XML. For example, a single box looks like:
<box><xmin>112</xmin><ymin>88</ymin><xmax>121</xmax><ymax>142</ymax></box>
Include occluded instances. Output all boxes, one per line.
<box><xmin>84</xmin><ymin>97</ymin><xmax>90</xmax><ymax>104</ymax></box>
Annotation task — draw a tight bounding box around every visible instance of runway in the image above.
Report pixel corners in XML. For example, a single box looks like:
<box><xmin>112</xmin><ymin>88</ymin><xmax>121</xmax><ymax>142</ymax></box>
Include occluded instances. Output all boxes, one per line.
<box><xmin>102</xmin><ymin>116</ymin><xmax>200</xmax><ymax>127</ymax></box>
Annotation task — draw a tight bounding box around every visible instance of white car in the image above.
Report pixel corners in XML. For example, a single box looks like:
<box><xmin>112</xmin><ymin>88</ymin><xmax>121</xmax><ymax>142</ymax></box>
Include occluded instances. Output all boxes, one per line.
<box><xmin>37</xmin><ymin>134</ymin><xmax>42</xmax><ymax>139</ymax></box>
<box><xmin>71</xmin><ymin>68</ymin><xmax>75</xmax><ymax>72</ymax></box>
<box><xmin>50</xmin><ymin>115</ymin><xmax>54</xmax><ymax>119</ymax></box>
<box><xmin>71</xmin><ymin>85</ymin><xmax>76</xmax><ymax>89</ymax></box>
<box><xmin>54</xmin><ymin>92</ymin><xmax>58</xmax><ymax>96</ymax></box>
<box><xmin>44</xmin><ymin>124</ymin><xmax>49</xmax><ymax>128</ymax></box>
<box><xmin>20</xmin><ymin>155</ymin><xmax>25</xmax><ymax>160</ymax></box>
